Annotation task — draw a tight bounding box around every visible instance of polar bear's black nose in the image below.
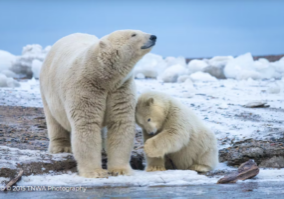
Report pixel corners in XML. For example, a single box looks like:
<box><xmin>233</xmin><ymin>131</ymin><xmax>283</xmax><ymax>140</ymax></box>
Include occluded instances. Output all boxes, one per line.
<box><xmin>150</xmin><ymin>35</ymin><xmax>157</xmax><ymax>41</ymax></box>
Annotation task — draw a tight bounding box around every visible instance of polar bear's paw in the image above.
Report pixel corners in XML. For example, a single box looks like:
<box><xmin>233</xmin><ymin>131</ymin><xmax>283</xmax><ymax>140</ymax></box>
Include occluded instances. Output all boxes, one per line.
<box><xmin>108</xmin><ymin>167</ymin><xmax>133</xmax><ymax>176</ymax></box>
<box><xmin>144</xmin><ymin>139</ymin><xmax>164</xmax><ymax>158</ymax></box>
<box><xmin>189</xmin><ymin>164</ymin><xmax>211</xmax><ymax>173</ymax></box>
<box><xmin>49</xmin><ymin>145</ymin><xmax>72</xmax><ymax>154</ymax></box>
<box><xmin>79</xmin><ymin>169</ymin><xmax>109</xmax><ymax>178</ymax></box>
<box><xmin>146</xmin><ymin>166</ymin><xmax>166</xmax><ymax>172</ymax></box>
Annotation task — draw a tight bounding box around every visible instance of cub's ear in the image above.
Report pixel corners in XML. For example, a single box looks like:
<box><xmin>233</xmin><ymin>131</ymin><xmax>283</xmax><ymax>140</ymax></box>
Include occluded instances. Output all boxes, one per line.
<box><xmin>145</xmin><ymin>97</ymin><xmax>154</xmax><ymax>106</ymax></box>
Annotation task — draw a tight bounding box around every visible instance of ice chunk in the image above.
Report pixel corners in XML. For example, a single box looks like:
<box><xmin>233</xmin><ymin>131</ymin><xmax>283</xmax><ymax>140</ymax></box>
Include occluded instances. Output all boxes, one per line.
<box><xmin>253</xmin><ymin>58</ymin><xmax>274</xmax><ymax>79</ymax></box>
<box><xmin>188</xmin><ymin>60</ymin><xmax>208</xmax><ymax>74</ymax></box>
<box><xmin>0</xmin><ymin>73</ymin><xmax>7</xmax><ymax>87</ymax></box>
<box><xmin>160</xmin><ymin>64</ymin><xmax>187</xmax><ymax>83</ymax></box>
<box><xmin>237</xmin><ymin>70</ymin><xmax>262</xmax><ymax>80</ymax></box>
<box><xmin>270</xmin><ymin>57</ymin><xmax>284</xmax><ymax>79</ymax></box>
<box><xmin>177</xmin><ymin>75</ymin><xmax>191</xmax><ymax>83</ymax></box>
<box><xmin>0</xmin><ymin>50</ymin><xmax>16</xmax><ymax>72</ymax></box>
<box><xmin>11</xmin><ymin>44</ymin><xmax>49</xmax><ymax>78</ymax></box>
<box><xmin>43</xmin><ymin>45</ymin><xmax>52</xmax><ymax>54</ymax></box>
<box><xmin>224</xmin><ymin>52</ymin><xmax>256</xmax><ymax>79</ymax></box>
<box><xmin>208</xmin><ymin>56</ymin><xmax>234</xmax><ymax>68</ymax></box>
<box><xmin>31</xmin><ymin>59</ymin><xmax>43</xmax><ymax>79</ymax></box>
<box><xmin>190</xmin><ymin>72</ymin><xmax>217</xmax><ymax>82</ymax></box>
<box><xmin>6</xmin><ymin>77</ymin><xmax>20</xmax><ymax>88</ymax></box>
<box><xmin>1</xmin><ymin>69</ymin><xmax>16</xmax><ymax>78</ymax></box>
<box><xmin>134</xmin><ymin>53</ymin><xmax>167</xmax><ymax>78</ymax></box>
<box><xmin>165</xmin><ymin>56</ymin><xmax>186</xmax><ymax>67</ymax></box>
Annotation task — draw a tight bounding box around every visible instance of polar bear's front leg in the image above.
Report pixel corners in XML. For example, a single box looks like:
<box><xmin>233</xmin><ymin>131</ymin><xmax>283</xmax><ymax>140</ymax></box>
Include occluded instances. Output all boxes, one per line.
<box><xmin>68</xmin><ymin>93</ymin><xmax>108</xmax><ymax>178</ymax></box>
<box><xmin>142</xmin><ymin>130</ymin><xmax>166</xmax><ymax>171</ymax></box>
<box><xmin>106</xmin><ymin>79</ymin><xmax>135</xmax><ymax>176</ymax></box>
<box><xmin>146</xmin><ymin>157</ymin><xmax>166</xmax><ymax>172</ymax></box>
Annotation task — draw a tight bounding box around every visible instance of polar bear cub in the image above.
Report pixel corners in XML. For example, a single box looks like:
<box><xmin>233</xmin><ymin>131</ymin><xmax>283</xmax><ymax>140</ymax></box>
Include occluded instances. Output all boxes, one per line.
<box><xmin>136</xmin><ymin>91</ymin><xmax>218</xmax><ymax>172</ymax></box>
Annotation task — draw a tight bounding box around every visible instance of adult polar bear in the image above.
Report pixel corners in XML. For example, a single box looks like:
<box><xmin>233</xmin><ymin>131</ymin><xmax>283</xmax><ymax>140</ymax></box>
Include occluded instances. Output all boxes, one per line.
<box><xmin>40</xmin><ymin>30</ymin><xmax>156</xmax><ymax>178</ymax></box>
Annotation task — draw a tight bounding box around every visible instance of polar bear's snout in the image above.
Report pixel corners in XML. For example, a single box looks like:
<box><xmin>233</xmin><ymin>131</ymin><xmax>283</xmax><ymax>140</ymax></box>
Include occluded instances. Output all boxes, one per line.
<box><xmin>141</xmin><ymin>35</ymin><xmax>157</xmax><ymax>49</ymax></box>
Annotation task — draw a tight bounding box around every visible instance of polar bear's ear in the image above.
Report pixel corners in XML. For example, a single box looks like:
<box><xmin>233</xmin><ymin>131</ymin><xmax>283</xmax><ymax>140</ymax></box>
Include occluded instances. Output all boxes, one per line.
<box><xmin>146</xmin><ymin>98</ymin><xmax>154</xmax><ymax>106</ymax></box>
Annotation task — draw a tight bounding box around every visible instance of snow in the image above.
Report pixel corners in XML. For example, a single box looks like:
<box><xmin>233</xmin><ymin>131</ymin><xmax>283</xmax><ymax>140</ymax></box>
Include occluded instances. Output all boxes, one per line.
<box><xmin>240</xmin><ymin>169</ymin><xmax>284</xmax><ymax>183</ymax></box>
<box><xmin>190</xmin><ymin>72</ymin><xmax>217</xmax><ymax>82</ymax></box>
<box><xmin>177</xmin><ymin>75</ymin><xmax>190</xmax><ymax>83</ymax></box>
<box><xmin>0</xmin><ymin>146</ymin><xmax>72</xmax><ymax>167</ymax></box>
<box><xmin>15</xmin><ymin>170</ymin><xmax>217</xmax><ymax>187</ymax></box>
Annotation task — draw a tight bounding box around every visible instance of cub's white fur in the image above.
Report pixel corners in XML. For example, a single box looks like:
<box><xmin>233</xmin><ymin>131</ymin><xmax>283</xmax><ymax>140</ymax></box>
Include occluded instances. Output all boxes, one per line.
<box><xmin>40</xmin><ymin>30</ymin><xmax>154</xmax><ymax>178</ymax></box>
<box><xmin>136</xmin><ymin>91</ymin><xmax>218</xmax><ymax>172</ymax></box>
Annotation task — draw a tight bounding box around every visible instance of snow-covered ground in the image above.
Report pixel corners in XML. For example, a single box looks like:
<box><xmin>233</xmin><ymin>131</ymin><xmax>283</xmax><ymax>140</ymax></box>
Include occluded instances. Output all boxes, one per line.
<box><xmin>1</xmin><ymin>163</ymin><xmax>284</xmax><ymax>188</ymax></box>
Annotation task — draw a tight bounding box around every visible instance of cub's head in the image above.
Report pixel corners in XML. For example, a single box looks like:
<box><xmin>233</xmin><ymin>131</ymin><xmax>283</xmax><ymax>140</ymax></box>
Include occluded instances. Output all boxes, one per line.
<box><xmin>99</xmin><ymin>30</ymin><xmax>157</xmax><ymax>63</ymax></box>
<box><xmin>136</xmin><ymin>93</ymin><xmax>167</xmax><ymax>136</ymax></box>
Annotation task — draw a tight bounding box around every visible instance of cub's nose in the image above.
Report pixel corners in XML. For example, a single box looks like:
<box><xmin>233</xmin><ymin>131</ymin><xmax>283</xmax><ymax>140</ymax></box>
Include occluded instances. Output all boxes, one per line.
<box><xmin>149</xmin><ymin>35</ymin><xmax>157</xmax><ymax>41</ymax></box>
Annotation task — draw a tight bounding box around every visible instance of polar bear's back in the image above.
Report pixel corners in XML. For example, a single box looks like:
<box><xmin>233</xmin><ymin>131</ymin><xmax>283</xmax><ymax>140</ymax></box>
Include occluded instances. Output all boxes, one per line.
<box><xmin>43</xmin><ymin>33</ymin><xmax>99</xmax><ymax>70</ymax></box>
<box><xmin>40</xmin><ymin>33</ymin><xmax>99</xmax><ymax>88</ymax></box>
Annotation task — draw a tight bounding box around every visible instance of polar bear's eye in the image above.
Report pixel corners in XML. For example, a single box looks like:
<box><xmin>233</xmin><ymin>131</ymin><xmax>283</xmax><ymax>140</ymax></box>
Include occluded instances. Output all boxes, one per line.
<box><xmin>147</xmin><ymin>118</ymin><xmax>151</xmax><ymax>122</ymax></box>
<box><xmin>131</xmin><ymin>34</ymin><xmax>137</xmax><ymax>37</ymax></box>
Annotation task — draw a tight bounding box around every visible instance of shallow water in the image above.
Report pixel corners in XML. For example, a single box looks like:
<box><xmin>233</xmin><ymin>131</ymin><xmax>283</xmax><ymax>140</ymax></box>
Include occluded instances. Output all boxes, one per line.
<box><xmin>2</xmin><ymin>182</ymin><xmax>284</xmax><ymax>199</ymax></box>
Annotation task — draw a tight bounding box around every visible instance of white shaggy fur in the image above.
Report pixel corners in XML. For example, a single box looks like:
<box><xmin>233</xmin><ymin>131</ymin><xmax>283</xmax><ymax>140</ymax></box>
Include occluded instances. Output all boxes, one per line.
<box><xmin>136</xmin><ymin>91</ymin><xmax>218</xmax><ymax>172</ymax></box>
<box><xmin>40</xmin><ymin>30</ymin><xmax>154</xmax><ymax>178</ymax></box>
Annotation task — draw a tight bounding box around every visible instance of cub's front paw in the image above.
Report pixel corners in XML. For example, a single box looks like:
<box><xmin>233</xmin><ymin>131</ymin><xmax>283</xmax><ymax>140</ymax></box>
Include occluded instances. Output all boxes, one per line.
<box><xmin>79</xmin><ymin>168</ymin><xmax>109</xmax><ymax>178</ymax></box>
<box><xmin>146</xmin><ymin>165</ymin><xmax>166</xmax><ymax>172</ymax></box>
<box><xmin>108</xmin><ymin>166</ymin><xmax>133</xmax><ymax>176</ymax></box>
<box><xmin>144</xmin><ymin>139</ymin><xmax>164</xmax><ymax>158</ymax></box>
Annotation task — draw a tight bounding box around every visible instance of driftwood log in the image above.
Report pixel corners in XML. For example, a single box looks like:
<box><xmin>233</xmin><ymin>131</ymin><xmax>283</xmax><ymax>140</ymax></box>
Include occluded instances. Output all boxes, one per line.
<box><xmin>217</xmin><ymin>159</ymin><xmax>259</xmax><ymax>184</ymax></box>
<box><xmin>3</xmin><ymin>170</ymin><xmax>23</xmax><ymax>191</ymax></box>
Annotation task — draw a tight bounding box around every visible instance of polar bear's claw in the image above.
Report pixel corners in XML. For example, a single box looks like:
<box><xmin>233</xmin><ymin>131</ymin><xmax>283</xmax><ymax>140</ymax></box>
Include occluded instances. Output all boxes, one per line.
<box><xmin>146</xmin><ymin>166</ymin><xmax>166</xmax><ymax>172</ymax></box>
<box><xmin>108</xmin><ymin>167</ymin><xmax>133</xmax><ymax>176</ymax></box>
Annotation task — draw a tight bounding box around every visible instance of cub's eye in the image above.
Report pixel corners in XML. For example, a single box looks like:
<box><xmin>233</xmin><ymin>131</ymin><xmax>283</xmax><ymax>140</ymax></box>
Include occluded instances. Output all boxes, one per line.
<box><xmin>147</xmin><ymin>118</ymin><xmax>151</xmax><ymax>122</ymax></box>
<box><xmin>131</xmin><ymin>34</ymin><xmax>137</xmax><ymax>37</ymax></box>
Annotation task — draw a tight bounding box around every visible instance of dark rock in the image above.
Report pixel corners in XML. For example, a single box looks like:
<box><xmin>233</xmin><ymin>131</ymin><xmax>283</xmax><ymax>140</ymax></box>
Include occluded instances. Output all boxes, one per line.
<box><xmin>219</xmin><ymin>138</ymin><xmax>284</xmax><ymax>168</ymax></box>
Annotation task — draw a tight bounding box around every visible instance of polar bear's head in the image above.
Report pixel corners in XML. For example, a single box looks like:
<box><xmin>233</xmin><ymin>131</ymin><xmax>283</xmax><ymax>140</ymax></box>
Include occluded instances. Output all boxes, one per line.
<box><xmin>136</xmin><ymin>92</ymin><xmax>167</xmax><ymax>136</ymax></box>
<box><xmin>98</xmin><ymin>30</ymin><xmax>157</xmax><ymax>64</ymax></box>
